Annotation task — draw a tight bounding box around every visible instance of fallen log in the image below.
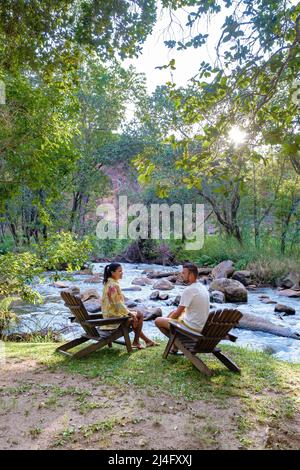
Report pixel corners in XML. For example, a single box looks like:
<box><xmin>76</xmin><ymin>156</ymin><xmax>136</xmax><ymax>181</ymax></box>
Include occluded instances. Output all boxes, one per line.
<box><xmin>236</xmin><ymin>312</ymin><xmax>300</xmax><ymax>339</ymax></box>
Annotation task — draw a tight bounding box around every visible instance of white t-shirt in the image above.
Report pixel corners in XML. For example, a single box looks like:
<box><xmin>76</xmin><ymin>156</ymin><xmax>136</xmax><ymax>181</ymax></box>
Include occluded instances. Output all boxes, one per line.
<box><xmin>179</xmin><ymin>282</ymin><xmax>210</xmax><ymax>331</ymax></box>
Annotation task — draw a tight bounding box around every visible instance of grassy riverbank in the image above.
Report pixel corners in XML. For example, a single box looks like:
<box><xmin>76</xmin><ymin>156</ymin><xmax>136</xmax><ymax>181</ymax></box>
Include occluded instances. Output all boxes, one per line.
<box><xmin>1</xmin><ymin>341</ymin><xmax>300</xmax><ymax>449</ymax></box>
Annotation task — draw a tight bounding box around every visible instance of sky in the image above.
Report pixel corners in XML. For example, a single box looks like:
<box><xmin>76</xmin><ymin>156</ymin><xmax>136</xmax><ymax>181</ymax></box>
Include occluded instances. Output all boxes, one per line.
<box><xmin>122</xmin><ymin>2</ymin><xmax>227</xmax><ymax>119</ymax></box>
<box><xmin>124</xmin><ymin>3</ymin><xmax>226</xmax><ymax>92</ymax></box>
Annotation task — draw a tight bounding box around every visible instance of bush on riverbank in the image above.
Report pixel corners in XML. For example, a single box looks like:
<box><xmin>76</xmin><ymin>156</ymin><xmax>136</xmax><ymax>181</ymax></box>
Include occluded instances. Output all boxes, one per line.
<box><xmin>172</xmin><ymin>235</ymin><xmax>300</xmax><ymax>286</ymax></box>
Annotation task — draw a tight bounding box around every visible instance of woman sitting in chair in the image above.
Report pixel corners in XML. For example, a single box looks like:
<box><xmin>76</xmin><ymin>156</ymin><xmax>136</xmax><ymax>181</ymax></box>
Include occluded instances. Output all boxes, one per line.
<box><xmin>101</xmin><ymin>263</ymin><xmax>156</xmax><ymax>350</ymax></box>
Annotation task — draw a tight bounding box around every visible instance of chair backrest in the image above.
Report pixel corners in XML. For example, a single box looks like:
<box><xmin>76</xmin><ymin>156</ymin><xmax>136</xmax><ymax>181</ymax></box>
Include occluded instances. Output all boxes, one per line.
<box><xmin>61</xmin><ymin>290</ymin><xmax>99</xmax><ymax>338</ymax></box>
<box><xmin>196</xmin><ymin>308</ymin><xmax>242</xmax><ymax>352</ymax></box>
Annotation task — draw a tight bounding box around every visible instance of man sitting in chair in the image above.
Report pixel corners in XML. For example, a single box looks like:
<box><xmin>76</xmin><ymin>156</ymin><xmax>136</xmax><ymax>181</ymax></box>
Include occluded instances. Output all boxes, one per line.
<box><xmin>155</xmin><ymin>263</ymin><xmax>210</xmax><ymax>353</ymax></box>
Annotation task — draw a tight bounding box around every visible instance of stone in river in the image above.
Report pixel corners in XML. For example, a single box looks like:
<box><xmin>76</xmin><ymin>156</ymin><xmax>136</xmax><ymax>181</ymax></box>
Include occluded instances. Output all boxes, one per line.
<box><xmin>261</xmin><ymin>298</ymin><xmax>277</xmax><ymax>304</ymax></box>
<box><xmin>132</xmin><ymin>276</ymin><xmax>153</xmax><ymax>286</ymax></box>
<box><xmin>232</xmin><ymin>270</ymin><xmax>251</xmax><ymax>286</ymax></box>
<box><xmin>274</xmin><ymin>303</ymin><xmax>296</xmax><ymax>315</ymax></box>
<box><xmin>150</xmin><ymin>290</ymin><xmax>160</xmax><ymax>300</ymax></box>
<box><xmin>211</xmin><ymin>260</ymin><xmax>234</xmax><ymax>279</ymax></box>
<box><xmin>83</xmin><ymin>273</ymin><xmax>102</xmax><ymax>283</ymax></box>
<box><xmin>277</xmin><ymin>289</ymin><xmax>300</xmax><ymax>297</ymax></box>
<box><xmin>123</xmin><ymin>286</ymin><xmax>142</xmax><ymax>292</ymax></box>
<box><xmin>80</xmin><ymin>288</ymin><xmax>100</xmax><ymax>302</ymax></box>
<box><xmin>152</xmin><ymin>279</ymin><xmax>174</xmax><ymax>290</ymax></box>
<box><xmin>210</xmin><ymin>290</ymin><xmax>225</xmax><ymax>304</ymax></box>
<box><xmin>209</xmin><ymin>278</ymin><xmax>248</xmax><ymax>303</ymax></box>
<box><xmin>84</xmin><ymin>300</ymin><xmax>101</xmax><ymax>313</ymax></box>
<box><xmin>64</xmin><ymin>286</ymin><xmax>80</xmax><ymax>295</ymax></box>
<box><xmin>136</xmin><ymin>307</ymin><xmax>162</xmax><ymax>321</ymax></box>
<box><xmin>159</xmin><ymin>293</ymin><xmax>169</xmax><ymax>300</ymax></box>
<box><xmin>51</xmin><ymin>281</ymin><xmax>69</xmax><ymax>288</ymax></box>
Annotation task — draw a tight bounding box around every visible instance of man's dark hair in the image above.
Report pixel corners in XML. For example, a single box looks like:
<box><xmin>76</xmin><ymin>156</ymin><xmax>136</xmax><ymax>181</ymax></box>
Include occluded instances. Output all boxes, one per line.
<box><xmin>183</xmin><ymin>263</ymin><xmax>199</xmax><ymax>278</ymax></box>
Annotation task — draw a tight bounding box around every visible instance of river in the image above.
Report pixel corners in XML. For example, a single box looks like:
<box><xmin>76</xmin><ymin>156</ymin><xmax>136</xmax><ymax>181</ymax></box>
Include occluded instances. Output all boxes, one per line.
<box><xmin>10</xmin><ymin>262</ymin><xmax>300</xmax><ymax>363</ymax></box>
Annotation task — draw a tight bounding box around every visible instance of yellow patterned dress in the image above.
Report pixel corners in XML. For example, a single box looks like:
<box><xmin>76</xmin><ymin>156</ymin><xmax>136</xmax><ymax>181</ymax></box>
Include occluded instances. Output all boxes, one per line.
<box><xmin>101</xmin><ymin>278</ymin><xmax>130</xmax><ymax>330</ymax></box>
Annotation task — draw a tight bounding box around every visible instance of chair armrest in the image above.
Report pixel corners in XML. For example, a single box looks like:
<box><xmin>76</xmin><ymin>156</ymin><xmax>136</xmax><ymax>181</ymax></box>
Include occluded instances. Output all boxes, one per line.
<box><xmin>69</xmin><ymin>314</ymin><xmax>103</xmax><ymax>323</ymax></box>
<box><xmin>83</xmin><ymin>316</ymin><xmax>131</xmax><ymax>327</ymax></box>
<box><xmin>169</xmin><ymin>320</ymin><xmax>204</xmax><ymax>340</ymax></box>
<box><xmin>225</xmin><ymin>333</ymin><xmax>238</xmax><ymax>342</ymax></box>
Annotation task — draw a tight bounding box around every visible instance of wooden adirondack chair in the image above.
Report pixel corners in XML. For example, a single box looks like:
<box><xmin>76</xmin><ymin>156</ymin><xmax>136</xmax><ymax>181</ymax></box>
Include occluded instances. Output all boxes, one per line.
<box><xmin>56</xmin><ymin>290</ymin><xmax>133</xmax><ymax>358</ymax></box>
<box><xmin>163</xmin><ymin>308</ymin><xmax>243</xmax><ymax>377</ymax></box>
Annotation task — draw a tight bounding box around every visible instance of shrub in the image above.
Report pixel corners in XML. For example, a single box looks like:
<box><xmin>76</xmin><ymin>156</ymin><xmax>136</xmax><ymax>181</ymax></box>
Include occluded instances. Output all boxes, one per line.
<box><xmin>35</xmin><ymin>231</ymin><xmax>93</xmax><ymax>272</ymax></box>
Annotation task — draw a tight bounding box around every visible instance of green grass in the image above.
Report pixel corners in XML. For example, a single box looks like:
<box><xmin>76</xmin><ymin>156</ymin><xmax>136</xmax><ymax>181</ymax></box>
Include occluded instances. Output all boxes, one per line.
<box><xmin>3</xmin><ymin>340</ymin><xmax>300</xmax><ymax>448</ymax></box>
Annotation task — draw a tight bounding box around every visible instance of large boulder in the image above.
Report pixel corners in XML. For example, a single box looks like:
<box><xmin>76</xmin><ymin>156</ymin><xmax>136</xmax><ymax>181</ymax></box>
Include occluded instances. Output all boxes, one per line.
<box><xmin>132</xmin><ymin>276</ymin><xmax>153</xmax><ymax>286</ymax></box>
<box><xmin>232</xmin><ymin>270</ymin><xmax>251</xmax><ymax>286</ymax></box>
<box><xmin>274</xmin><ymin>303</ymin><xmax>296</xmax><ymax>316</ymax></box>
<box><xmin>278</xmin><ymin>272</ymin><xmax>300</xmax><ymax>290</ymax></box>
<box><xmin>211</xmin><ymin>260</ymin><xmax>235</xmax><ymax>279</ymax></box>
<box><xmin>152</xmin><ymin>279</ymin><xmax>174</xmax><ymax>290</ymax></box>
<box><xmin>209</xmin><ymin>278</ymin><xmax>248</xmax><ymax>303</ymax></box>
<box><xmin>80</xmin><ymin>288</ymin><xmax>100</xmax><ymax>302</ymax></box>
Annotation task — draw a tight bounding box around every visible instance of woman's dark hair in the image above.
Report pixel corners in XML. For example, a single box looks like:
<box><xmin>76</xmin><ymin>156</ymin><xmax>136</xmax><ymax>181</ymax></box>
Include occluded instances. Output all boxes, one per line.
<box><xmin>103</xmin><ymin>263</ymin><xmax>121</xmax><ymax>284</ymax></box>
<box><xmin>183</xmin><ymin>262</ymin><xmax>199</xmax><ymax>278</ymax></box>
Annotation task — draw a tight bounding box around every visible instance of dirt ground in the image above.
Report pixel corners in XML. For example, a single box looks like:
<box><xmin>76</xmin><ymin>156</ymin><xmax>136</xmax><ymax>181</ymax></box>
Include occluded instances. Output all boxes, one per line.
<box><xmin>0</xmin><ymin>358</ymin><xmax>299</xmax><ymax>450</ymax></box>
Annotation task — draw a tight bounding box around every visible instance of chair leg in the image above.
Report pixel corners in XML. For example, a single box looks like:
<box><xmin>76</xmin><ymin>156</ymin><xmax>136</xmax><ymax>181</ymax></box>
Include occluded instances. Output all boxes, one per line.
<box><xmin>122</xmin><ymin>326</ymin><xmax>133</xmax><ymax>353</ymax></box>
<box><xmin>72</xmin><ymin>338</ymin><xmax>108</xmax><ymax>358</ymax></box>
<box><xmin>163</xmin><ymin>334</ymin><xmax>176</xmax><ymax>359</ymax></box>
<box><xmin>176</xmin><ymin>339</ymin><xmax>213</xmax><ymax>377</ymax></box>
<box><xmin>56</xmin><ymin>337</ymin><xmax>89</xmax><ymax>354</ymax></box>
<box><xmin>213</xmin><ymin>350</ymin><xmax>241</xmax><ymax>373</ymax></box>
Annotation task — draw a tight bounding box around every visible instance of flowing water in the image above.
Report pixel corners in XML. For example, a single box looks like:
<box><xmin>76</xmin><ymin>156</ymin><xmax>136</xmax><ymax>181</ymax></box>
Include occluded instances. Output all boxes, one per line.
<box><xmin>9</xmin><ymin>262</ymin><xmax>300</xmax><ymax>363</ymax></box>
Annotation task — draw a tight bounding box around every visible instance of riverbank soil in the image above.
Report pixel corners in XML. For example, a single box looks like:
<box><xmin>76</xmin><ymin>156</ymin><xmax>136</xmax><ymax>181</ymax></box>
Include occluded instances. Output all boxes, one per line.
<box><xmin>1</xmin><ymin>342</ymin><xmax>300</xmax><ymax>450</ymax></box>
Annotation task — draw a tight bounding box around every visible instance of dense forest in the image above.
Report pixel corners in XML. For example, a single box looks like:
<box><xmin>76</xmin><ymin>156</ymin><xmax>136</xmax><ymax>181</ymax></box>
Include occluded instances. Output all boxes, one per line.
<box><xmin>0</xmin><ymin>1</ymin><xmax>299</xmax><ymax>312</ymax></box>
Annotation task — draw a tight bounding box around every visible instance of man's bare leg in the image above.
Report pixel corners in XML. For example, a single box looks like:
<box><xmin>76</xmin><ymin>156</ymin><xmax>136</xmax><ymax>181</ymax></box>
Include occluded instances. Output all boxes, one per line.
<box><xmin>154</xmin><ymin>317</ymin><xmax>178</xmax><ymax>352</ymax></box>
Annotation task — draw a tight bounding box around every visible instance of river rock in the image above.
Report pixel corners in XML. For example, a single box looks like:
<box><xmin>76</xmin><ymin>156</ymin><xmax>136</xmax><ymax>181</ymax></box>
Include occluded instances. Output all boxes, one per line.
<box><xmin>51</xmin><ymin>281</ymin><xmax>69</xmax><ymax>288</ymax></box>
<box><xmin>210</xmin><ymin>290</ymin><xmax>225</xmax><ymax>303</ymax></box>
<box><xmin>136</xmin><ymin>307</ymin><xmax>162</xmax><ymax>321</ymax></box>
<box><xmin>172</xmin><ymin>295</ymin><xmax>181</xmax><ymax>306</ymax></box>
<box><xmin>80</xmin><ymin>288</ymin><xmax>100</xmax><ymax>302</ymax></box>
<box><xmin>122</xmin><ymin>286</ymin><xmax>142</xmax><ymax>292</ymax></box>
<box><xmin>277</xmin><ymin>289</ymin><xmax>300</xmax><ymax>297</ymax></box>
<box><xmin>278</xmin><ymin>271</ymin><xmax>300</xmax><ymax>290</ymax></box>
<box><xmin>150</xmin><ymin>290</ymin><xmax>160</xmax><ymax>300</ymax></box>
<box><xmin>147</xmin><ymin>270</ymin><xmax>180</xmax><ymax>279</ymax></box>
<box><xmin>198</xmin><ymin>267</ymin><xmax>213</xmax><ymax>276</ymax></box>
<box><xmin>152</xmin><ymin>279</ymin><xmax>174</xmax><ymax>290</ymax></box>
<box><xmin>84</xmin><ymin>300</ymin><xmax>101</xmax><ymax>313</ymax></box>
<box><xmin>78</xmin><ymin>268</ymin><xmax>93</xmax><ymax>275</ymax></box>
<box><xmin>132</xmin><ymin>276</ymin><xmax>153</xmax><ymax>286</ymax></box>
<box><xmin>261</xmin><ymin>298</ymin><xmax>277</xmax><ymax>304</ymax></box>
<box><xmin>274</xmin><ymin>304</ymin><xmax>296</xmax><ymax>315</ymax></box>
<box><xmin>211</xmin><ymin>260</ymin><xmax>235</xmax><ymax>279</ymax></box>
<box><xmin>64</xmin><ymin>286</ymin><xmax>80</xmax><ymax>295</ymax></box>
<box><xmin>159</xmin><ymin>293</ymin><xmax>169</xmax><ymax>301</ymax></box>
<box><xmin>125</xmin><ymin>299</ymin><xmax>138</xmax><ymax>308</ymax></box>
<box><xmin>84</xmin><ymin>273</ymin><xmax>102</xmax><ymax>284</ymax></box>
<box><xmin>232</xmin><ymin>270</ymin><xmax>251</xmax><ymax>286</ymax></box>
<box><xmin>209</xmin><ymin>278</ymin><xmax>248</xmax><ymax>303</ymax></box>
